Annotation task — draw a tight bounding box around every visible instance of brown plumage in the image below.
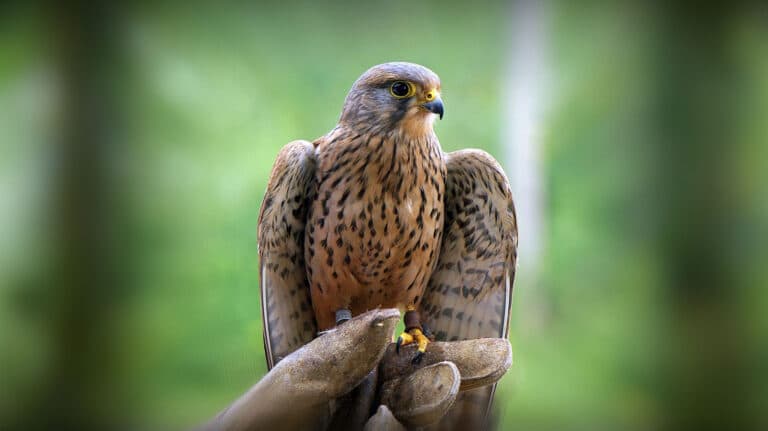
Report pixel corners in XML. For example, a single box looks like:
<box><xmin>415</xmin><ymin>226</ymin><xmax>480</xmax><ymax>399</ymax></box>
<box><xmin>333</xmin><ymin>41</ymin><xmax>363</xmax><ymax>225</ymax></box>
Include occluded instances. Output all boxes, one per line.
<box><xmin>258</xmin><ymin>62</ymin><xmax>517</xmax><ymax>427</ymax></box>
<box><xmin>307</xmin><ymin>63</ymin><xmax>445</xmax><ymax>330</ymax></box>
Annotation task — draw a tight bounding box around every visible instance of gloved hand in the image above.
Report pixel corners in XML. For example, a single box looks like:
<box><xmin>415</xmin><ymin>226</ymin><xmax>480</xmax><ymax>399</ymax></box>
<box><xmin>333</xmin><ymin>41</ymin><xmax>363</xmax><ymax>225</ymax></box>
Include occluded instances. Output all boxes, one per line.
<box><xmin>202</xmin><ymin>309</ymin><xmax>512</xmax><ymax>431</ymax></box>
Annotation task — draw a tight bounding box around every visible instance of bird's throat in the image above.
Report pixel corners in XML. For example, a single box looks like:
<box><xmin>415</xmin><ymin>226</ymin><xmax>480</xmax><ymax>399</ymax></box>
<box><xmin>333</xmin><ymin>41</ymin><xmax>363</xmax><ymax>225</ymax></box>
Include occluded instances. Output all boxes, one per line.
<box><xmin>367</xmin><ymin>131</ymin><xmax>442</xmax><ymax>197</ymax></box>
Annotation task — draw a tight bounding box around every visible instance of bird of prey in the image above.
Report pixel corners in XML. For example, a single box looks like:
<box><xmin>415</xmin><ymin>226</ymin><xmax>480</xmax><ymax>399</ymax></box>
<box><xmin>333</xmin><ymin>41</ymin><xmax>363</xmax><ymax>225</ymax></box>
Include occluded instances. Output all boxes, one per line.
<box><xmin>258</xmin><ymin>62</ymin><xmax>517</xmax><ymax>426</ymax></box>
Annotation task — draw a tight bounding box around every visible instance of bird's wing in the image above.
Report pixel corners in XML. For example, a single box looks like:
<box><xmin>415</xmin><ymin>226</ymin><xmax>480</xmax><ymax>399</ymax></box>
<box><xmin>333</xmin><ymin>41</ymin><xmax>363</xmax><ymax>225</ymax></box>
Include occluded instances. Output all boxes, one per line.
<box><xmin>258</xmin><ymin>140</ymin><xmax>318</xmax><ymax>370</ymax></box>
<box><xmin>421</xmin><ymin>149</ymin><xmax>518</xmax><ymax>429</ymax></box>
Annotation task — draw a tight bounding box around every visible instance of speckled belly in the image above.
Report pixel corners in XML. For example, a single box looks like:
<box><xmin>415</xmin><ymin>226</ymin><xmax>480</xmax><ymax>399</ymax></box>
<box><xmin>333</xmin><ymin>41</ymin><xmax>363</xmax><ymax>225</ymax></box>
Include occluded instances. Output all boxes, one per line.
<box><xmin>306</xmin><ymin>172</ymin><xmax>444</xmax><ymax>330</ymax></box>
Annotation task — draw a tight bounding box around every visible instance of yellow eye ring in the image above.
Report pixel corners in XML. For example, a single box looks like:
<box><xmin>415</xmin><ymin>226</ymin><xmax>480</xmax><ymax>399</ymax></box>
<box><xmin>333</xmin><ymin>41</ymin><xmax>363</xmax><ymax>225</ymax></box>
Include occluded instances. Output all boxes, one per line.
<box><xmin>390</xmin><ymin>81</ymin><xmax>415</xmax><ymax>98</ymax></box>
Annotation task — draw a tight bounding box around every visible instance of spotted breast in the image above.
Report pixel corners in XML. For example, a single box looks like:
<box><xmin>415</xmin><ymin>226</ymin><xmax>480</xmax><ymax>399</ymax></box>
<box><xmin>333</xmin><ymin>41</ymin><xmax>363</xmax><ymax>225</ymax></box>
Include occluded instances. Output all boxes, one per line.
<box><xmin>306</xmin><ymin>126</ymin><xmax>446</xmax><ymax>331</ymax></box>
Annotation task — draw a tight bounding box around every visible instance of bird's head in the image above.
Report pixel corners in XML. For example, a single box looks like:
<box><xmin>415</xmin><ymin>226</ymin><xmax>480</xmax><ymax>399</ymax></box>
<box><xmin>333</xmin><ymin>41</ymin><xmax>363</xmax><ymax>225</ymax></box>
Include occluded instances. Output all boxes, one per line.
<box><xmin>339</xmin><ymin>62</ymin><xmax>443</xmax><ymax>137</ymax></box>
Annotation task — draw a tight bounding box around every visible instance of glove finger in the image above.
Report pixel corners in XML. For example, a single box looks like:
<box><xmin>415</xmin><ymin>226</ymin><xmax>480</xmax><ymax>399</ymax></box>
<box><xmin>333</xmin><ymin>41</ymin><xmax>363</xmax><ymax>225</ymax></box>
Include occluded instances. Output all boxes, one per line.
<box><xmin>363</xmin><ymin>405</ymin><xmax>407</xmax><ymax>431</ymax></box>
<box><xmin>211</xmin><ymin>308</ymin><xmax>400</xmax><ymax>431</ymax></box>
<box><xmin>380</xmin><ymin>361</ymin><xmax>460</xmax><ymax>428</ymax></box>
<box><xmin>380</xmin><ymin>338</ymin><xmax>512</xmax><ymax>391</ymax></box>
<box><xmin>266</xmin><ymin>308</ymin><xmax>399</xmax><ymax>399</ymax></box>
<box><xmin>328</xmin><ymin>369</ymin><xmax>378</xmax><ymax>430</ymax></box>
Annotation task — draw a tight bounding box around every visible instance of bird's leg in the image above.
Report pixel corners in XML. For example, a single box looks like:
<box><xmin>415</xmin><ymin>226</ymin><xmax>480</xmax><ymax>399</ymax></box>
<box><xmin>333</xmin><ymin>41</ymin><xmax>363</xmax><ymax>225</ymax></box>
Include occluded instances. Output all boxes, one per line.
<box><xmin>395</xmin><ymin>306</ymin><xmax>430</xmax><ymax>364</ymax></box>
<box><xmin>336</xmin><ymin>309</ymin><xmax>352</xmax><ymax>325</ymax></box>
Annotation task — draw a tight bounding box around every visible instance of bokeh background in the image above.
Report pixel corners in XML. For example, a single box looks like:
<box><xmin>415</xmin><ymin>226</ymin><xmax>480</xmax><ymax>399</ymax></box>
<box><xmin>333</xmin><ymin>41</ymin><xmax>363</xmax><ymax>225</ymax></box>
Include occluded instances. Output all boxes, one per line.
<box><xmin>1</xmin><ymin>1</ymin><xmax>767</xmax><ymax>429</ymax></box>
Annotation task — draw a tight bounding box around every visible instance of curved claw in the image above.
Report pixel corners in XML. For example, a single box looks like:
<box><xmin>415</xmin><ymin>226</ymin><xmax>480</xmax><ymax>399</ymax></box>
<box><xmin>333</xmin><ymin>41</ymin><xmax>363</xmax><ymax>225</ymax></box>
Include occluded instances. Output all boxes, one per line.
<box><xmin>412</xmin><ymin>351</ymin><xmax>424</xmax><ymax>365</ymax></box>
<box><xmin>396</xmin><ymin>331</ymin><xmax>415</xmax><ymax>355</ymax></box>
<box><xmin>422</xmin><ymin>324</ymin><xmax>435</xmax><ymax>341</ymax></box>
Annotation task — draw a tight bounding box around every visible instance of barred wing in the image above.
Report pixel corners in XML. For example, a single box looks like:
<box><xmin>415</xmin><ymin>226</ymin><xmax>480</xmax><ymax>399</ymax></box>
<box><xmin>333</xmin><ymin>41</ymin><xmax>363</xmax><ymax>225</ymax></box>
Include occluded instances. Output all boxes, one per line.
<box><xmin>421</xmin><ymin>149</ymin><xmax>518</xmax><ymax>429</ymax></box>
<box><xmin>258</xmin><ymin>141</ymin><xmax>318</xmax><ymax>369</ymax></box>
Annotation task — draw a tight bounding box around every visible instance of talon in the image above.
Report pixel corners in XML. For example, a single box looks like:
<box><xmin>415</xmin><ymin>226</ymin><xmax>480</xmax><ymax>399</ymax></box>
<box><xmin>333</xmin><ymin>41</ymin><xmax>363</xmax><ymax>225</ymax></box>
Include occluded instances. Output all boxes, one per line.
<box><xmin>395</xmin><ymin>326</ymin><xmax>430</xmax><ymax>363</ymax></box>
<box><xmin>397</xmin><ymin>309</ymin><xmax>431</xmax><ymax>364</ymax></box>
<box><xmin>396</xmin><ymin>331</ymin><xmax>414</xmax><ymax>354</ymax></box>
<box><xmin>412</xmin><ymin>328</ymin><xmax>429</xmax><ymax>357</ymax></box>
<box><xmin>422</xmin><ymin>323</ymin><xmax>435</xmax><ymax>341</ymax></box>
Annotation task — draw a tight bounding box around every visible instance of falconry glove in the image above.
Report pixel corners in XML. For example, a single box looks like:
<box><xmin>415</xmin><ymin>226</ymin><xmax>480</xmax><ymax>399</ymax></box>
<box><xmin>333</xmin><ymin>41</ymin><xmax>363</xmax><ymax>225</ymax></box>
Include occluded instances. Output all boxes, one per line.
<box><xmin>203</xmin><ymin>309</ymin><xmax>512</xmax><ymax>431</ymax></box>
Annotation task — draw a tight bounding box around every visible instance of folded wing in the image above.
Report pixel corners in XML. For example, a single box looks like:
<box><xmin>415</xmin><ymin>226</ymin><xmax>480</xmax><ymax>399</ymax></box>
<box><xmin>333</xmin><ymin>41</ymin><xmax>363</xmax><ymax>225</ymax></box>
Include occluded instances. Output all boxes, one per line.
<box><xmin>421</xmin><ymin>149</ymin><xmax>518</xmax><ymax>429</ymax></box>
<box><xmin>258</xmin><ymin>141</ymin><xmax>318</xmax><ymax>369</ymax></box>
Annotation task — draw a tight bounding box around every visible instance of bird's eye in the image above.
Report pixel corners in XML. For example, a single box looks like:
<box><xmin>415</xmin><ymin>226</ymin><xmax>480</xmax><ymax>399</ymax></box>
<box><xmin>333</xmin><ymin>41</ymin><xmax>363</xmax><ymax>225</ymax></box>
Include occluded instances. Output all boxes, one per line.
<box><xmin>390</xmin><ymin>81</ymin><xmax>414</xmax><ymax>98</ymax></box>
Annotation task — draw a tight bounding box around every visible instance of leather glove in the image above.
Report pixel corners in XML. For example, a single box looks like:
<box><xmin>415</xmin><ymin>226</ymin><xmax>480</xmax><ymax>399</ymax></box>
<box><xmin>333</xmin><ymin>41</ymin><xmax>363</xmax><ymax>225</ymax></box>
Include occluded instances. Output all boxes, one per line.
<box><xmin>203</xmin><ymin>309</ymin><xmax>512</xmax><ymax>431</ymax></box>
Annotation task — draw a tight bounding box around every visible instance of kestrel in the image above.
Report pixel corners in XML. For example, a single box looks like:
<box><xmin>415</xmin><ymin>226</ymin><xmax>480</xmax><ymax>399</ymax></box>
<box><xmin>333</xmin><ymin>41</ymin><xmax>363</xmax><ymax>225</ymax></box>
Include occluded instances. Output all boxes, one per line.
<box><xmin>258</xmin><ymin>62</ymin><xmax>517</xmax><ymax>426</ymax></box>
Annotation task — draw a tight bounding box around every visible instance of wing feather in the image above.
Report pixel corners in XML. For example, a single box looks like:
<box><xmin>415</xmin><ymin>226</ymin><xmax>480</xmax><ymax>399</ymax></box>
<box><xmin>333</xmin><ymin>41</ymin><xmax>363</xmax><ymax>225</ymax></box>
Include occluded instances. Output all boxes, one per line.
<box><xmin>258</xmin><ymin>140</ymin><xmax>318</xmax><ymax>369</ymax></box>
<box><xmin>421</xmin><ymin>149</ymin><xmax>518</xmax><ymax>429</ymax></box>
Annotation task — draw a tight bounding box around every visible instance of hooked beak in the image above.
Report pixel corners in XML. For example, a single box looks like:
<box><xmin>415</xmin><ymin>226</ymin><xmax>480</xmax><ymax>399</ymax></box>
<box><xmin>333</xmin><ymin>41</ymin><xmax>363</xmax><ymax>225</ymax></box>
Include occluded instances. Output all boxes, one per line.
<box><xmin>423</xmin><ymin>98</ymin><xmax>444</xmax><ymax>120</ymax></box>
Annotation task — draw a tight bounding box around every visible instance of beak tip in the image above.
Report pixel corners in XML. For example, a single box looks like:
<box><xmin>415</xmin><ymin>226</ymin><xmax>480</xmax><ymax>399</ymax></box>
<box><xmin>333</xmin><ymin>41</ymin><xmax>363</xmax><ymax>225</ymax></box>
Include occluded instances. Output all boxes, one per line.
<box><xmin>424</xmin><ymin>99</ymin><xmax>444</xmax><ymax>120</ymax></box>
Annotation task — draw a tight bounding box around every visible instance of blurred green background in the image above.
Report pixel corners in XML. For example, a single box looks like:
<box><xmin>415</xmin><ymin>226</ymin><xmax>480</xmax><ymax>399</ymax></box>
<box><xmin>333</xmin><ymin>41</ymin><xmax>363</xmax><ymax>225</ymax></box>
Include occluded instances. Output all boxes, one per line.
<box><xmin>1</xmin><ymin>1</ymin><xmax>766</xmax><ymax>429</ymax></box>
